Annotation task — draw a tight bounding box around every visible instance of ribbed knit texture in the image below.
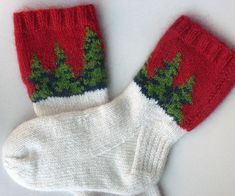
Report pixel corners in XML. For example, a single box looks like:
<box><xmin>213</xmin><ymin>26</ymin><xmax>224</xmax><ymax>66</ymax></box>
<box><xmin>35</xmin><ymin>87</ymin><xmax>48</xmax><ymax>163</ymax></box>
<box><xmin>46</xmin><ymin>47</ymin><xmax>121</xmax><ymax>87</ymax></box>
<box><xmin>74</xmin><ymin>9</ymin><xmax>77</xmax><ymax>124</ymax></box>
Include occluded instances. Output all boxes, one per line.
<box><xmin>14</xmin><ymin>4</ymin><xmax>108</xmax><ymax>116</ymax></box>
<box><xmin>3</xmin><ymin>15</ymin><xmax>235</xmax><ymax>195</ymax></box>
<box><xmin>131</xmin><ymin>121</ymin><xmax>184</xmax><ymax>179</ymax></box>
<box><xmin>173</xmin><ymin>16</ymin><xmax>235</xmax><ymax>128</ymax></box>
<box><xmin>14</xmin><ymin>5</ymin><xmax>98</xmax><ymax>33</ymax></box>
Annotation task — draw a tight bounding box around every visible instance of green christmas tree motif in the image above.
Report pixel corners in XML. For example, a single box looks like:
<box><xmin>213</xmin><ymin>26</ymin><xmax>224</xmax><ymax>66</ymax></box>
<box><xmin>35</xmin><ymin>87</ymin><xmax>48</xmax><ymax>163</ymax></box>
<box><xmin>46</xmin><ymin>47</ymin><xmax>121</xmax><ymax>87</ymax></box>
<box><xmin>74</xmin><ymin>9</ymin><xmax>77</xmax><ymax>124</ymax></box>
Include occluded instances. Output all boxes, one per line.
<box><xmin>28</xmin><ymin>27</ymin><xmax>106</xmax><ymax>102</ymax></box>
<box><xmin>82</xmin><ymin>27</ymin><xmax>107</xmax><ymax>90</ymax></box>
<box><xmin>135</xmin><ymin>53</ymin><xmax>194</xmax><ymax>123</ymax></box>
<box><xmin>53</xmin><ymin>43</ymin><xmax>84</xmax><ymax>96</ymax></box>
<box><xmin>28</xmin><ymin>55</ymin><xmax>53</xmax><ymax>102</ymax></box>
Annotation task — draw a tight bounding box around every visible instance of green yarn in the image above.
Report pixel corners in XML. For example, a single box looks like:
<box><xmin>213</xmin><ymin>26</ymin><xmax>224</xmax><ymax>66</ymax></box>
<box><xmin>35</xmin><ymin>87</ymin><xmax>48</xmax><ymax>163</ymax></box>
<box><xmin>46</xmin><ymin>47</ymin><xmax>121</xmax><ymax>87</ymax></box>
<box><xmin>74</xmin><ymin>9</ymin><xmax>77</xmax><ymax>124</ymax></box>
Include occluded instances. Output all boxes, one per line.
<box><xmin>28</xmin><ymin>27</ymin><xmax>106</xmax><ymax>102</ymax></box>
<box><xmin>28</xmin><ymin>55</ymin><xmax>53</xmax><ymax>102</ymax></box>
<box><xmin>82</xmin><ymin>27</ymin><xmax>107</xmax><ymax>88</ymax></box>
<box><xmin>135</xmin><ymin>53</ymin><xmax>194</xmax><ymax>123</ymax></box>
<box><xmin>53</xmin><ymin>43</ymin><xmax>84</xmax><ymax>95</ymax></box>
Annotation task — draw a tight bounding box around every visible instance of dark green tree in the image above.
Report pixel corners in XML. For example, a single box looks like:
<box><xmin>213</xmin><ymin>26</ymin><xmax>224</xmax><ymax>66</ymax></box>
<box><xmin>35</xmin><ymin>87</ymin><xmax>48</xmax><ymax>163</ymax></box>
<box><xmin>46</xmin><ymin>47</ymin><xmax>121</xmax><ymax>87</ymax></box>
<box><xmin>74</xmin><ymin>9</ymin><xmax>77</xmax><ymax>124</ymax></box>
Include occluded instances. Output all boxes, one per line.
<box><xmin>82</xmin><ymin>27</ymin><xmax>107</xmax><ymax>90</ymax></box>
<box><xmin>53</xmin><ymin>43</ymin><xmax>84</xmax><ymax>96</ymax></box>
<box><xmin>28</xmin><ymin>55</ymin><xmax>53</xmax><ymax>102</ymax></box>
<box><xmin>28</xmin><ymin>27</ymin><xmax>107</xmax><ymax>102</ymax></box>
<box><xmin>135</xmin><ymin>53</ymin><xmax>194</xmax><ymax>123</ymax></box>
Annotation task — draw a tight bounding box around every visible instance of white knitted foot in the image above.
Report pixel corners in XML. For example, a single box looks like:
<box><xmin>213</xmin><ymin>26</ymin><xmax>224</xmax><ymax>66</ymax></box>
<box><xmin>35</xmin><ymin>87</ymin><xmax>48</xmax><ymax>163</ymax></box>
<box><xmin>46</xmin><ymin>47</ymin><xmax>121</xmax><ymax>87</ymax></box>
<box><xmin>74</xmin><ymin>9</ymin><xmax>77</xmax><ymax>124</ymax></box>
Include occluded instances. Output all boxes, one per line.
<box><xmin>2</xmin><ymin>82</ymin><xmax>185</xmax><ymax>194</ymax></box>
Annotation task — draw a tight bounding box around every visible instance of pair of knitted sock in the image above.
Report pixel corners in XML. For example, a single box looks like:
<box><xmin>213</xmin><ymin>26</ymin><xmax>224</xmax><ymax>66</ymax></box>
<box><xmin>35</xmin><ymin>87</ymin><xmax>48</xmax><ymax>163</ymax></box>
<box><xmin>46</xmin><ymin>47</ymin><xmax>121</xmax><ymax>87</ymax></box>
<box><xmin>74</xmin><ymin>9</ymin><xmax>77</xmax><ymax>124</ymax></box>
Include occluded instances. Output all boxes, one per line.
<box><xmin>3</xmin><ymin>4</ymin><xmax>235</xmax><ymax>196</ymax></box>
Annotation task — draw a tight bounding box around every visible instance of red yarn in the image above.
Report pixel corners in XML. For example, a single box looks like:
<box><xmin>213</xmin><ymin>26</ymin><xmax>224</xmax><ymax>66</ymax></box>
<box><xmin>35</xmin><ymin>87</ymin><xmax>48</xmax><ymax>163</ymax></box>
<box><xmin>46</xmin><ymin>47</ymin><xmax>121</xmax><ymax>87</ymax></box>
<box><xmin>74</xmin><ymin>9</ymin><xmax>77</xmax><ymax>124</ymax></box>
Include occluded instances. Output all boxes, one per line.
<box><xmin>14</xmin><ymin>6</ymin><xmax>235</xmax><ymax>131</ymax></box>
<box><xmin>146</xmin><ymin>16</ymin><xmax>235</xmax><ymax>131</ymax></box>
<box><xmin>14</xmin><ymin>4</ymin><xmax>104</xmax><ymax>97</ymax></box>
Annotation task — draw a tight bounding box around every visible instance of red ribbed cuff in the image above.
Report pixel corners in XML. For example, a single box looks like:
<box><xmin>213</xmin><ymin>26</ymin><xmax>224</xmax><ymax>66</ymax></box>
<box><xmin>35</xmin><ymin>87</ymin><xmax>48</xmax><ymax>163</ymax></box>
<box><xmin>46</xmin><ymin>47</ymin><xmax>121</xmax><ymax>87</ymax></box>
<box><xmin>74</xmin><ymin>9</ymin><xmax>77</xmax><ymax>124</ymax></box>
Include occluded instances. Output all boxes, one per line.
<box><xmin>171</xmin><ymin>16</ymin><xmax>235</xmax><ymax>84</ymax></box>
<box><xmin>14</xmin><ymin>4</ymin><xmax>97</xmax><ymax>33</ymax></box>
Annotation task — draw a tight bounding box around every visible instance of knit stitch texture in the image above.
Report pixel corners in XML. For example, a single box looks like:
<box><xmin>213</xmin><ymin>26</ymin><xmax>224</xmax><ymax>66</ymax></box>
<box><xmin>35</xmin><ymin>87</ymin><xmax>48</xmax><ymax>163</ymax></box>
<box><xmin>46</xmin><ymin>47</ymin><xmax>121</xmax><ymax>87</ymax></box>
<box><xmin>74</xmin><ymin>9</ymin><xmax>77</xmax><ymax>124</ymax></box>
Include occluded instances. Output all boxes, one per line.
<box><xmin>14</xmin><ymin>4</ymin><xmax>108</xmax><ymax>116</ymax></box>
<box><xmin>3</xmin><ymin>14</ymin><xmax>235</xmax><ymax>195</ymax></box>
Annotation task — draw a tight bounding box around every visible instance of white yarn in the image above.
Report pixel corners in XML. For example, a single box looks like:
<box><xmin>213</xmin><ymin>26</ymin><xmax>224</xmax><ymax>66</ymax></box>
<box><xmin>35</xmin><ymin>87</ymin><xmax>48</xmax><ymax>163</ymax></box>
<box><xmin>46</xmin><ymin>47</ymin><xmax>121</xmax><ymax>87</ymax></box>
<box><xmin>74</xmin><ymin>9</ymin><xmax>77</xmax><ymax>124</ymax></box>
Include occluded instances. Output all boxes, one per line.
<box><xmin>33</xmin><ymin>88</ymin><xmax>108</xmax><ymax>116</ymax></box>
<box><xmin>2</xmin><ymin>82</ymin><xmax>186</xmax><ymax>195</ymax></box>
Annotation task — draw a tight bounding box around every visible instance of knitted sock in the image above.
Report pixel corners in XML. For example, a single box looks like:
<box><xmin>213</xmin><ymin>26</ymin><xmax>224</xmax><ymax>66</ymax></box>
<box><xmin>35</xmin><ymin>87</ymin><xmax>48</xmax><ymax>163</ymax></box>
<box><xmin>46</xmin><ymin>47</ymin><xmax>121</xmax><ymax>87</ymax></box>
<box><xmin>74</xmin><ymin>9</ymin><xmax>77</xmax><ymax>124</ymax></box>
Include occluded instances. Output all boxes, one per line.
<box><xmin>9</xmin><ymin>4</ymin><xmax>114</xmax><ymax>196</ymax></box>
<box><xmin>3</xmin><ymin>16</ymin><xmax>235</xmax><ymax>195</ymax></box>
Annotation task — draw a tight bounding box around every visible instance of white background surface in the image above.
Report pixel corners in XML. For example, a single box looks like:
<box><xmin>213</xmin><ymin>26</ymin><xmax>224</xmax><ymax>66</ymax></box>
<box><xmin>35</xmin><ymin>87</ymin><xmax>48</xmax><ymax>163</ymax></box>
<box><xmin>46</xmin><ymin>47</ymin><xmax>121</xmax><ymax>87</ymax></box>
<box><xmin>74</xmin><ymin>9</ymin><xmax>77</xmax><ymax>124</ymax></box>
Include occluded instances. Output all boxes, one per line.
<box><xmin>0</xmin><ymin>0</ymin><xmax>235</xmax><ymax>196</ymax></box>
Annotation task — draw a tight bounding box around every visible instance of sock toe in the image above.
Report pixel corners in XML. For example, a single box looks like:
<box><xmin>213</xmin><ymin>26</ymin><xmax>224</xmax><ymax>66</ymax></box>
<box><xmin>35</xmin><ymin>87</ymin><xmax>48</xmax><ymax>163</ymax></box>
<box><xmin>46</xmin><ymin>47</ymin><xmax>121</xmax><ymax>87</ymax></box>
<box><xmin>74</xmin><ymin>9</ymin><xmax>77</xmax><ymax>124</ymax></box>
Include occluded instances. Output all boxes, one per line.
<box><xmin>2</xmin><ymin>122</ymin><xmax>39</xmax><ymax>189</ymax></box>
